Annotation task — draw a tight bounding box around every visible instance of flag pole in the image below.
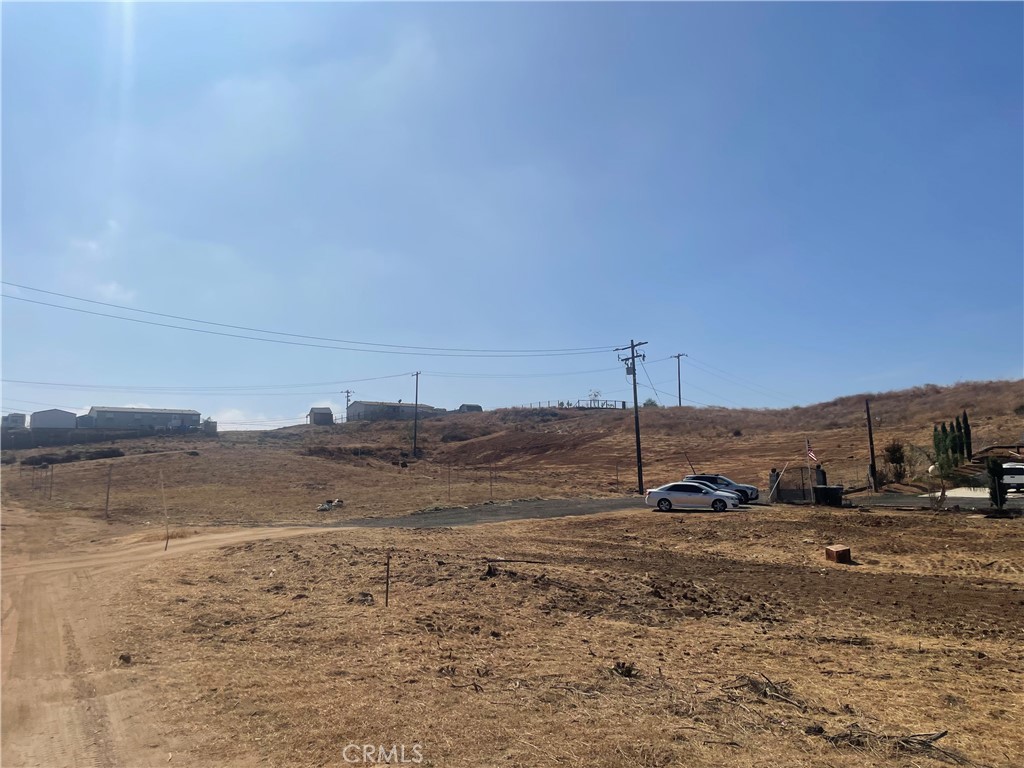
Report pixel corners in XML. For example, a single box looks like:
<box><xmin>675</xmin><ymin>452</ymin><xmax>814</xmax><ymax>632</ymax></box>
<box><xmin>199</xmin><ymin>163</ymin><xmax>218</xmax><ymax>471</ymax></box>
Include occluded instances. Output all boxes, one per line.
<box><xmin>805</xmin><ymin>437</ymin><xmax>813</xmax><ymax>503</ymax></box>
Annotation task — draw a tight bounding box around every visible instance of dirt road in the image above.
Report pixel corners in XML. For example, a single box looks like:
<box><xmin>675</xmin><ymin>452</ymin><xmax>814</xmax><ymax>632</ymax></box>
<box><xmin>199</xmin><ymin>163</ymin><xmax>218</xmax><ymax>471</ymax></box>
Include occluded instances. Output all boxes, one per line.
<box><xmin>350</xmin><ymin>496</ymin><xmax>648</xmax><ymax>528</ymax></box>
<box><xmin>1</xmin><ymin>497</ymin><xmax>639</xmax><ymax>766</ymax></box>
<box><xmin>0</xmin><ymin>503</ymin><xmax>317</xmax><ymax>767</ymax></box>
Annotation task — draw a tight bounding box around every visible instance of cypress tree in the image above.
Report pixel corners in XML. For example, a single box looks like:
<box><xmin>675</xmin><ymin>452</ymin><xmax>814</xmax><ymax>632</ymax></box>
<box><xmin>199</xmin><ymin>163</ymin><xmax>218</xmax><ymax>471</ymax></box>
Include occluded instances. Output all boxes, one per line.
<box><xmin>987</xmin><ymin>457</ymin><xmax>1006</xmax><ymax>509</ymax></box>
<box><xmin>932</xmin><ymin>425</ymin><xmax>942</xmax><ymax>462</ymax></box>
<box><xmin>962</xmin><ymin>410</ymin><xmax>973</xmax><ymax>460</ymax></box>
<box><xmin>940</xmin><ymin>423</ymin><xmax>950</xmax><ymax>463</ymax></box>
<box><xmin>950</xmin><ymin>417</ymin><xmax>958</xmax><ymax>466</ymax></box>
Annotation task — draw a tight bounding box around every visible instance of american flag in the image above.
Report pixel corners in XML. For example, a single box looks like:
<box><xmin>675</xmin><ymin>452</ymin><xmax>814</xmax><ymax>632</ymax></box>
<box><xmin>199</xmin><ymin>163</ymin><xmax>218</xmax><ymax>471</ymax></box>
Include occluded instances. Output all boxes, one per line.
<box><xmin>806</xmin><ymin>440</ymin><xmax>817</xmax><ymax>462</ymax></box>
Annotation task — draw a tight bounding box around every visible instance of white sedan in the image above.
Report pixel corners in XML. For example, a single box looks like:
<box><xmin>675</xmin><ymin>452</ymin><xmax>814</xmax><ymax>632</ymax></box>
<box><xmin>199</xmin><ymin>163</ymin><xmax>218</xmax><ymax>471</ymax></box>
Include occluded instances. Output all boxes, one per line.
<box><xmin>645</xmin><ymin>482</ymin><xmax>739</xmax><ymax>512</ymax></box>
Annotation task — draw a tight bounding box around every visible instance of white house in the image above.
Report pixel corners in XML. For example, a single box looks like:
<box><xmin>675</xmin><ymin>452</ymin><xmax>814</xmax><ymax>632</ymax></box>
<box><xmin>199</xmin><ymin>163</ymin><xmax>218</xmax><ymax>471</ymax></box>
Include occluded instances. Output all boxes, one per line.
<box><xmin>30</xmin><ymin>409</ymin><xmax>78</xmax><ymax>429</ymax></box>
<box><xmin>87</xmin><ymin>407</ymin><xmax>201</xmax><ymax>430</ymax></box>
<box><xmin>347</xmin><ymin>400</ymin><xmax>445</xmax><ymax>422</ymax></box>
<box><xmin>307</xmin><ymin>407</ymin><xmax>334</xmax><ymax>426</ymax></box>
<box><xmin>2</xmin><ymin>413</ymin><xmax>26</xmax><ymax>429</ymax></box>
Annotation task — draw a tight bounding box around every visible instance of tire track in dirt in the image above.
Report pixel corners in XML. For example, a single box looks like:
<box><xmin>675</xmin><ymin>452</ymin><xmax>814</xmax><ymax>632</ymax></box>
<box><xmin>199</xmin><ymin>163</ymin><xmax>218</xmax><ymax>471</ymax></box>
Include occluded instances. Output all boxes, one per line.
<box><xmin>62</xmin><ymin>618</ymin><xmax>117</xmax><ymax>767</ymax></box>
<box><xmin>1</xmin><ymin>501</ymin><xmax>322</xmax><ymax>768</ymax></box>
<box><xmin>2</xmin><ymin>570</ymin><xmax>114</xmax><ymax>767</ymax></box>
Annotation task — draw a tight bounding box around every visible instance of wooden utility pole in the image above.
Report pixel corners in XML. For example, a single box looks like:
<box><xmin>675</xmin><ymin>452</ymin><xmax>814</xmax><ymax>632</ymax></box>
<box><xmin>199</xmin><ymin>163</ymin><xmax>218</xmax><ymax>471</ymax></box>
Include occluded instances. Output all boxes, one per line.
<box><xmin>385</xmin><ymin>552</ymin><xmax>392</xmax><ymax>607</ymax></box>
<box><xmin>865</xmin><ymin>399</ymin><xmax>878</xmax><ymax>492</ymax></box>
<box><xmin>340</xmin><ymin>389</ymin><xmax>354</xmax><ymax>422</ymax></box>
<box><xmin>616</xmin><ymin>340</ymin><xmax>648</xmax><ymax>493</ymax></box>
<box><xmin>412</xmin><ymin>372</ymin><xmax>421</xmax><ymax>457</ymax></box>
<box><xmin>671</xmin><ymin>353</ymin><xmax>687</xmax><ymax>406</ymax></box>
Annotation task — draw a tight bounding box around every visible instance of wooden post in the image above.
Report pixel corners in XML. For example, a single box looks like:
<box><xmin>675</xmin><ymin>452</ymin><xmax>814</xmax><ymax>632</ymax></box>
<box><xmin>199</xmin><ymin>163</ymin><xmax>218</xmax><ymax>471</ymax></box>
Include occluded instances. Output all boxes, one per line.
<box><xmin>160</xmin><ymin>470</ymin><xmax>170</xmax><ymax>551</ymax></box>
<box><xmin>384</xmin><ymin>552</ymin><xmax>391</xmax><ymax>607</ymax></box>
<box><xmin>48</xmin><ymin>465</ymin><xmax>54</xmax><ymax>499</ymax></box>
<box><xmin>489</xmin><ymin>465</ymin><xmax>494</xmax><ymax>500</ymax></box>
<box><xmin>104</xmin><ymin>465</ymin><xmax>113</xmax><ymax>520</ymax></box>
<box><xmin>447</xmin><ymin>464</ymin><xmax>451</xmax><ymax>502</ymax></box>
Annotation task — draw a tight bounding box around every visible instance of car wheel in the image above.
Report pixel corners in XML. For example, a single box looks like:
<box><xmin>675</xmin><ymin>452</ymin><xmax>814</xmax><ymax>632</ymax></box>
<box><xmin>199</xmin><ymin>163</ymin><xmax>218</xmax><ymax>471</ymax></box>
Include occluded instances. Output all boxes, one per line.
<box><xmin>657</xmin><ymin>498</ymin><xmax>672</xmax><ymax>511</ymax></box>
<box><xmin>736</xmin><ymin>490</ymin><xmax>749</xmax><ymax>504</ymax></box>
<box><xmin>711</xmin><ymin>499</ymin><xmax>727</xmax><ymax>512</ymax></box>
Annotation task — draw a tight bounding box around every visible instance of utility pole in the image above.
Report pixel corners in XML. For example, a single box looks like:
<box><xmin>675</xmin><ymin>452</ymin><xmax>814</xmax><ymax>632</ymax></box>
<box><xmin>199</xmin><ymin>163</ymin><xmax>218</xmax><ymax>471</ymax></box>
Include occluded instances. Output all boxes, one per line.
<box><xmin>865</xmin><ymin>398</ymin><xmax>878</xmax><ymax>492</ymax></box>
<box><xmin>412</xmin><ymin>372</ymin><xmax>420</xmax><ymax>458</ymax></box>
<box><xmin>616</xmin><ymin>340</ymin><xmax>648</xmax><ymax>494</ymax></box>
<box><xmin>340</xmin><ymin>389</ymin><xmax>354</xmax><ymax>422</ymax></box>
<box><xmin>671</xmin><ymin>353</ymin><xmax>687</xmax><ymax>407</ymax></box>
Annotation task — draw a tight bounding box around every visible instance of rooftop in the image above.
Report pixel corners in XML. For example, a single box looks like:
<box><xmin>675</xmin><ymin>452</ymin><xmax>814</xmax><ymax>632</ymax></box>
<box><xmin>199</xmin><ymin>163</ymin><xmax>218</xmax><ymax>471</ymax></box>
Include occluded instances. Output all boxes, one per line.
<box><xmin>350</xmin><ymin>400</ymin><xmax>441</xmax><ymax>409</ymax></box>
<box><xmin>89</xmin><ymin>406</ymin><xmax>201</xmax><ymax>415</ymax></box>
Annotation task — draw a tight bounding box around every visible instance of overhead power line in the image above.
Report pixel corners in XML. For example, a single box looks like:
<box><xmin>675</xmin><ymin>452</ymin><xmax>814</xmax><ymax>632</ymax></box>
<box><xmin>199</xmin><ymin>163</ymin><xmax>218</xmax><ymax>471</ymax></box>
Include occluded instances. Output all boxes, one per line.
<box><xmin>1</xmin><ymin>373</ymin><xmax>413</xmax><ymax>392</ymax></box>
<box><xmin>637</xmin><ymin>382</ymin><xmax>714</xmax><ymax>408</ymax></box>
<box><xmin>639</xmin><ymin>357</ymin><xmax>661</xmax><ymax>406</ymax></box>
<box><xmin>684</xmin><ymin>355</ymin><xmax>794</xmax><ymax>402</ymax></box>
<box><xmin>2</xmin><ymin>282</ymin><xmax>613</xmax><ymax>356</ymax></box>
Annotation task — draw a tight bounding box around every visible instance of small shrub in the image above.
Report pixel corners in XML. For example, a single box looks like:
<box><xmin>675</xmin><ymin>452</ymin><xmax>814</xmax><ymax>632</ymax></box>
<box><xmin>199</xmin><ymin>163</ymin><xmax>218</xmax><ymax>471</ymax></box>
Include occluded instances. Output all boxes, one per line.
<box><xmin>882</xmin><ymin>440</ymin><xmax>907</xmax><ymax>484</ymax></box>
<box><xmin>21</xmin><ymin>451</ymin><xmax>80</xmax><ymax>466</ymax></box>
<box><xmin>987</xmin><ymin>458</ymin><xmax>1007</xmax><ymax>508</ymax></box>
<box><xmin>732</xmin><ymin>429</ymin><xmax>743</xmax><ymax>437</ymax></box>
<box><xmin>1014</xmin><ymin>404</ymin><xmax>1024</xmax><ymax>417</ymax></box>
<box><xmin>84</xmin><ymin>448</ymin><xmax>124</xmax><ymax>460</ymax></box>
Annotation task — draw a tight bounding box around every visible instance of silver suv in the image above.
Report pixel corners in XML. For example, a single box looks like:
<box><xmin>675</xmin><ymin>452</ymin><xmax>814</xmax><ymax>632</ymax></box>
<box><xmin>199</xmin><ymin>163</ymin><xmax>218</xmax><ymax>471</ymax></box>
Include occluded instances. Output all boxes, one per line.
<box><xmin>683</xmin><ymin>474</ymin><xmax>759</xmax><ymax>503</ymax></box>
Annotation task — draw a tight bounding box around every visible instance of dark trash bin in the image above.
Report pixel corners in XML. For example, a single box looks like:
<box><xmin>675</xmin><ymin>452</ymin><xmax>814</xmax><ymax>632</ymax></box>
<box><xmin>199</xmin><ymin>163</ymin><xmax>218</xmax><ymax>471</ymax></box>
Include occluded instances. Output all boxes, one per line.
<box><xmin>813</xmin><ymin>485</ymin><xmax>844</xmax><ymax>507</ymax></box>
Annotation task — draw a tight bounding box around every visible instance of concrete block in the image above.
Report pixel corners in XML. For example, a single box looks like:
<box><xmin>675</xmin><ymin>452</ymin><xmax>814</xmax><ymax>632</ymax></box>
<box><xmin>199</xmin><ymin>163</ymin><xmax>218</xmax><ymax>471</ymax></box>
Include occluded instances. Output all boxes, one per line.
<box><xmin>825</xmin><ymin>545</ymin><xmax>852</xmax><ymax>564</ymax></box>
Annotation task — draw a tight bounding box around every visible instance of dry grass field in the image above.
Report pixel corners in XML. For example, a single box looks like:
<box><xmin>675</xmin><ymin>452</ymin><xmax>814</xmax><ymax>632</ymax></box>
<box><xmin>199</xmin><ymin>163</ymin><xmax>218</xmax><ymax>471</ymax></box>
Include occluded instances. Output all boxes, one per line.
<box><xmin>3</xmin><ymin>379</ymin><xmax>1021</xmax><ymax>527</ymax></box>
<box><xmin>2</xmin><ymin>379</ymin><xmax>1023</xmax><ymax>767</ymax></box>
<box><xmin>110</xmin><ymin>507</ymin><xmax>1023</xmax><ymax>767</ymax></box>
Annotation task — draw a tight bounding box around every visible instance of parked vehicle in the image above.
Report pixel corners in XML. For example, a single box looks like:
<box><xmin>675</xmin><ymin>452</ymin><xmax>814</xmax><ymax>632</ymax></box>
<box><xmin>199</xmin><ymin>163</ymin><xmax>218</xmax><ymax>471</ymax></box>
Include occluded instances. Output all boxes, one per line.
<box><xmin>685</xmin><ymin>478</ymin><xmax>744</xmax><ymax>502</ymax></box>
<box><xmin>645</xmin><ymin>482</ymin><xmax>740</xmax><ymax>512</ymax></box>
<box><xmin>684</xmin><ymin>474</ymin><xmax>759</xmax><ymax>503</ymax></box>
<box><xmin>1001</xmin><ymin>463</ymin><xmax>1024</xmax><ymax>493</ymax></box>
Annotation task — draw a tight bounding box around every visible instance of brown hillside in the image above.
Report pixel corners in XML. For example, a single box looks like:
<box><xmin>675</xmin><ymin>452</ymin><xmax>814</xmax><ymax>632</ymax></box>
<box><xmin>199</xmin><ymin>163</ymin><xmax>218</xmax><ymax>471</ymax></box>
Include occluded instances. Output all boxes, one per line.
<box><xmin>3</xmin><ymin>380</ymin><xmax>1020</xmax><ymax>526</ymax></box>
<box><xmin>301</xmin><ymin>379</ymin><xmax>1024</xmax><ymax>489</ymax></box>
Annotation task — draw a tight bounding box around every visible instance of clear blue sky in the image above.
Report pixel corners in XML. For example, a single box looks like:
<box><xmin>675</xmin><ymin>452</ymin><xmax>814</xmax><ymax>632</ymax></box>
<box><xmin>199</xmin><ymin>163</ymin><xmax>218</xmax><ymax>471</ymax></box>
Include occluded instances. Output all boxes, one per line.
<box><xmin>3</xmin><ymin>2</ymin><xmax>1022</xmax><ymax>428</ymax></box>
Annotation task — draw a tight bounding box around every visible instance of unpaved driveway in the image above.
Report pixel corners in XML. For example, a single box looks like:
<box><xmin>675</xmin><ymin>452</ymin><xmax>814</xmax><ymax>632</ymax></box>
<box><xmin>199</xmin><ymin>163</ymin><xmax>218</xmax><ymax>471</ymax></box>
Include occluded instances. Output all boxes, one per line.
<box><xmin>347</xmin><ymin>496</ymin><xmax>648</xmax><ymax>528</ymax></box>
<box><xmin>1</xmin><ymin>497</ymin><xmax>642</xmax><ymax>766</ymax></box>
<box><xmin>0</xmin><ymin>503</ymin><xmax>318</xmax><ymax>767</ymax></box>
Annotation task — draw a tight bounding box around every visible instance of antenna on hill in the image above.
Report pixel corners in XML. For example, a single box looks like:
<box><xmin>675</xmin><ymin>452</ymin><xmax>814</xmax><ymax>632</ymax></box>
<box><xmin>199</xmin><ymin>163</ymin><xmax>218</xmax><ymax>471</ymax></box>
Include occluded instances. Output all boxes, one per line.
<box><xmin>340</xmin><ymin>389</ymin><xmax>354</xmax><ymax>422</ymax></box>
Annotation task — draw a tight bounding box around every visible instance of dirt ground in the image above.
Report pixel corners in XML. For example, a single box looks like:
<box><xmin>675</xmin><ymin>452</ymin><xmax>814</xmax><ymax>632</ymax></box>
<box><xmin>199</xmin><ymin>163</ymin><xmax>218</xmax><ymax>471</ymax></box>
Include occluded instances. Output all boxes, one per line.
<box><xmin>2</xmin><ymin>380</ymin><xmax>1021</xmax><ymax>766</ymax></box>
<box><xmin>4</xmin><ymin>496</ymin><xmax>1020</xmax><ymax>768</ymax></box>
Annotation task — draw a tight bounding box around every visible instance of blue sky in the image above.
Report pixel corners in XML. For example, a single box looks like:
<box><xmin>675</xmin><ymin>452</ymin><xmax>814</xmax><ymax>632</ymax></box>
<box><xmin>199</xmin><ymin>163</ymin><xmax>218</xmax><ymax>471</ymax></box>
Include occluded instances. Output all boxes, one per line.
<box><xmin>3</xmin><ymin>2</ymin><xmax>1022</xmax><ymax>428</ymax></box>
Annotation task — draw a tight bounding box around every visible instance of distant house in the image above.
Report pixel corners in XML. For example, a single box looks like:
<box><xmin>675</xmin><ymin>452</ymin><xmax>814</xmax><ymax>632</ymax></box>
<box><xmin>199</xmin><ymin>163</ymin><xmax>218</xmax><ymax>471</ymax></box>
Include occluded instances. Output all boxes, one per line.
<box><xmin>457</xmin><ymin>404</ymin><xmax>483</xmax><ymax>413</ymax></box>
<box><xmin>76</xmin><ymin>414</ymin><xmax>96</xmax><ymax>429</ymax></box>
<box><xmin>308</xmin><ymin>407</ymin><xmax>334</xmax><ymax>426</ymax></box>
<box><xmin>347</xmin><ymin>400</ymin><xmax>445</xmax><ymax>422</ymax></box>
<box><xmin>30</xmin><ymin>409</ymin><xmax>77</xmax><ymax>429</ymax></box>
<box><xmin>88</xmin><ymin>406</ymin><xmax>201</xmax><ymax>430</ymax></box>
<box><xmin>2</xmin><ymin>412</ymin><xmax>27</xmax><ymax>429</ymax></box>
